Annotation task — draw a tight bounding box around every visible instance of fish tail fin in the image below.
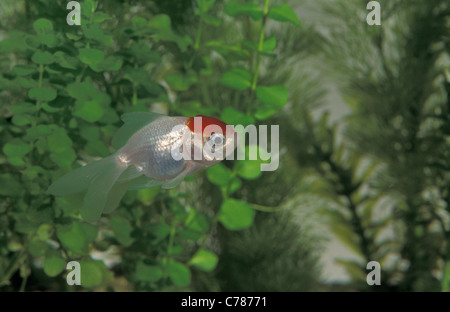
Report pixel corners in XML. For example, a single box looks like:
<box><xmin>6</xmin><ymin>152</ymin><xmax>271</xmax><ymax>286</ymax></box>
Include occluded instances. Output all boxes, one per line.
<box><xmin>48</xmin><ymin>156</ymin><xmax>128</xmax><ymax>222</ymax></box>
<box><xmin>81</xmin><ymin>156</ymin><xmax>128</xmax><ymax>222</ymax></box>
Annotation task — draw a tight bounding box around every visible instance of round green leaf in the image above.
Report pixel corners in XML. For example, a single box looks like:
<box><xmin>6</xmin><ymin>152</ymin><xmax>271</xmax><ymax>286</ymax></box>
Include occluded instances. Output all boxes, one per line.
<box><xmin>13</xmin><ymin>65</ymin><xmax>36</xmax><ymax>76</ymax></box>
<box><xmin>47</xmin><ymin>129</ymin><xmax>72</xmax><ymax>152</ymax></box>
<box><xmin>74</xmin><ymin>100</ymin><xmax>105</xmax><ymax>122</ymax></box>
<box><xmin>218</xmin><ymin>199</ymin><xmax>255</xmax><ymax>230</ymax></box>
<box><xmin>3</xmin><ymin>140</ymin><xmax>31</xmax><ymax>158</ymax></box>
<box><xmin>110</xmin><ymin>216</ymin><xmax>134</xmax><ymax>247</ymax></box>
<box><xmin>43</xmin><ymin>256</ymin><xmax>65</xmax><ymax>277</ymax></box>
<box><xmin>236</xmin><ymin>159</ymin><xmax>262</xmax><ymax>180</ymax></box>
<box><xmin>79</xmin><ymin>261</ymin><xmax>103</xmax><ymax>288</ymax></box>
<box><xmin>136</xmin><ymin>263</ymin><xmax>163</xmax><ymax>282</ymax></box>
<box><xmin>206</xmin><ymin>163</ymin><xmax>232</xmax><ymax>186</ymax></box>
<box><xmin>33</xmin><ymin>18</ymin><xmax>53</xmax><ymax>34</ymax></box>
<box><xmin>31</xmin><ymin>50</ymin><xmax>55</xmax><ymax>65</ymax></box>
<box><xmin>28</xmin><ymin>87</ymin><xmax>57</xmax><ymax>102</ymax></box>
<box><xmin>185</xmin><ymin>210</ymin><xmax>209</xmax><ymax>234</ymax></box>
<box><xmin>220</xmin><ymin>107</ymin><xmax>254</xmax><ymax>126</ymax></box>
<box><xmin>268</xmin><ymin>4</ymin><xmax>301</xmax><ymax>26</ymax></box>
<box><xmin>50</xmin><ymin>148</ymin><xmax>76</xmax><ymax>168</ymax></box>
<box><xmin>78</xmin><ymin>48</ymin><xmax>104</xmax><ymax>65</ymax></box>
<box><xmin>254</xmin><ymin>106</ymin><xmax>277</xmax><ymax>120</ymax></box>
<box><xmin>225</xmin><ymin>1</ymin><xmax>263</xmax><ymax>20</ymax></box>
<box><xmin>219</xmin><ymin>67</ymin><xmax>252</xmax><ymax>90</ymax></box>
<box><xmin>168</xmin><ymin>260</ymin><xmax>191</xmax><ymax>287</ymax></box>
<box><xmin>189</xmin><ymin>249</ymin><xmax>218</xmax><ymax>272</ymax></box>
<box><xmin>56</xmin><ymin>222</ymin><xmax>89</xmax><ymax>254</ymax></box>
<box><xmin>165</xmin><ymin>73</ymin><xmax>197</xmax><ymax>91</ymax></box>
<box><xmin>256</xmin><ymin>85</ymin><xmax>288</xmax><ymax>108</ymax></box>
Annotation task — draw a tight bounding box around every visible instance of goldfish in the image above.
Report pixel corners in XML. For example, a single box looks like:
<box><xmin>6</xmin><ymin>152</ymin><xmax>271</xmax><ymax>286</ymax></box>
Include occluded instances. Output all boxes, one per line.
<box><xmin>48</xmin><ymin>112</ymin><xmax>236</xmax><ymax>222</ymax></box>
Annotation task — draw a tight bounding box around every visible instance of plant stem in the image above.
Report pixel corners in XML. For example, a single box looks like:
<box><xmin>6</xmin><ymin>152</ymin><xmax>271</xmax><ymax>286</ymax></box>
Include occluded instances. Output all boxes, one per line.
<box><xmin>248</xmin><ymin>0</ymin><xmax>270</xmax><ymax>115</ymax></box>
<box><xmin>194</xmin><ymin>20</ymin><xmax>203</xmax><ymax>51</ymax></box>
<box><xmin>187</xmin><ymin>19</ymin><xmax>204</xmax><ymax>70</ymax></box>
<box><xmin>162</xmin><ymin>220</ymin><xmax>176</xmax><ymax>285</ymax></box>
<box><xmin>34</xmin><ymin>64</ymin><xmax>44</xmax><ymax>126</ymax></box>
<box><xmin>442</xmin><ymin>261</ymin><xmax>450</xmax><ymax>292</ymax></box>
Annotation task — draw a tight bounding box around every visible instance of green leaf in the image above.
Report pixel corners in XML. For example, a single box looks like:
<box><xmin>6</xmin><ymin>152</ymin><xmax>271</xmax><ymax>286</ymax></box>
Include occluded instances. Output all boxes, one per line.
<box><xmin>268</xmin><ymin>4</ymin><xmax>301</xmax><ymax>26</ymax></box>
<box><xmin>78</xmin><ymin>48</ymin><xmax>104</xmax><ymax>65</ymax></box>
<box><xmin>50</xmin><ymin>148</ymin><xmax>76</xmax><ymax>168</ymax></box>
<box><xmin>18</xmin><ymin>77</ymin><xmax>37</xmax><ymax>89</ymax></box>
<box><xmin>136</xmin><ymin>262</ymin><xmax>163</xmax><ymax>282</ymax></box>
<box><xmin>79</xmin><ymin>260</ymin><xmax>103</xmax><ymax>288</ymax></box>
<box><xmin>136</xmin><ymin>187</ymin><xmax>160</xmax><ymax>205</ymax></box>
<box><xmin>220</xmin><ymin>107</ymin><xmax>254</xmax><ymax>126</ymax></box>
<box><xmin>33</xmin><ymin>18</ymin><xmax>53</xmax><ymax>34</ymax></box>
<box><xmin>67</xmin><ymin>81</ymin><xmax>99</xmax><ymax>100</ymax></box>
<box><xmin>74</xmin><ymin>100</ymin><xmax>105</xmax><ymax>122</ymax></box>
<box><xmin>195</xmin><ymin>10</ymin><xmax>222</xmax><ymax>27</ymax></box>
<box><xmin>54</xmin><ymin>51</ymin><xmax>79</xmax><ymax>69</ymax></box>
<box><xmin>168</xmin><ymin>260</ymin><xmax>191</xmax><ymax>287</ymax></box>
<box><xmin>3</xmin><ymin>140</ymin><xmax>32</xmax><ymax>158</ymax></box>
<box><xmin>79</xmin><ymin>223</ymin><xmax>98</xmax><ymax>243</ymax></box>
<box><xmin>90</xmin><ymin>56</ymin><xmax>123</xmax><ymax>72</ymax></box>
<box><xmin>256</xmin><ymin>85</ymin><xmax>288</xmax><ymax>108</ymax></box>
<box><xmin>31</xmin><ymin>50</ymin><xmax>55</xmax><ymax>65</ymax></box>
<box><xmin>28</xmin><ymin>87</ymin><xmax>57</xmax><ymax>102</ymax></box>
<box><xmin>228</xmin><ymin>177</ymin><xmax>242</xmax><ymax>193</ymax></box>
<box><xmin>37</xmin><ymin>224</ymin><xmax>54</xmax><ymax>241</ymax></box>
<box><xmin>196</xmin><ymin>0</ymin><xmax>216</xmax><ymax>13</ymax></box>
<box><xmin>236</xmin><ymin>159</ymin><xmax>262</xmax><ymax>179</ymax></box>
<box><xmin>47</xmin><ymin>129</ymin><xmax>72</xmax><ymax>152</ymax></box>
<box><xmin>56</xmin><ymin>221</ymin><xmax>93</xmax><ymax>254</ymax></box>
<box><xmin>225</xmin><ymin>1</ymin><xmax>263</xmax><ymax>20</ymax></box>
<box><xmin>206</xmin><ymin>163</ymin><xmax>232</xmax><ymax>186</ymax></box>
<box><xmin>185</xmin><ymin>210</ymin><xmax>209</xmax><ymax>233</ymax></box>
<box><xmin>43</xmin><ymin>255</ymin><xmax>65</xmax><ymax>277</ymax></box>
<box><xmin>254</xmin><ymin>106</ymin><xmax>277</xmax><ymax>120</ymax></box>
<box><xmin>149</xmin><ymin>14</ymin><xmax>192</xmax><ymax>52</ymax></box>
<box><xmin>219</xmin><ymin>67</ymin><xmax>252</xmax><ymax>90</ymax></box>
<box><xmin>129</xmin><ymin>42</ymin><xmax>161</xmax><ymax>64</ymax></box>
<box><xmin>28</xmin><ymin>238</ymin><xmax>48</xmax><ymax>257</ymax></box>
<box><xmin>13</xmin><ymin>65</ymin><xmax>36</xmax><ymax>76</ymax></box>
<box><xmin>189</xmin><ymin>249</ymin><xmax>218</xmax><ymax>272</ymax></box>
<box><xmin>146</xmin><ymin>222</ymin><xmax>171</xmax><ymax>242</ymax></box>
<box><xmin>244</xmin><ymin>36</ymin><xmax>277</xmax><ymax>53</ymax></box>
<box><xmin>165</xmin><ymin>73</ymin><xmax>197</xmax><ymax>91</ymax></box>
<box><xmin>218</xmin><ymin>199</ymin><xmax>255</xmax><ymax>230</ymax></box>
<box><xmin>0</xmin><ymin>174</ymin><xmax>22</xmax><ymax>196</ymax></box>
<box><xmin>110</xmin><ymin>216</ymin><xmax>134</xmax><ymax>247</ymax></box>
<box><xmin>93</xmin><ymin>12</ymin><xmax>111</xmax><ymax>23</ymax></box>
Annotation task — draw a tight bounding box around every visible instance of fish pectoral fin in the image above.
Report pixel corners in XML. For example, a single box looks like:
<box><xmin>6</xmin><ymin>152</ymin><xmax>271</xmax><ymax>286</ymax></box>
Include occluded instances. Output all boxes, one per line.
<box><xmin>161</xmin><ymin>169</ymin><xmax>192</xmax><ymax>189</ymax></box>
<box><xmin>116</xmin><ymin>165</ymin><xmax>143</xmax><ymax>183</ymax></box>
<box><xmin>112</xmin><ymin>112</ymin><xmax>166</xmax><ymax>149</ymax></box>
<box><xmin>127</xmin><ymin>175</ymin><xmax>162</xmax><ymax>190</ymax></box>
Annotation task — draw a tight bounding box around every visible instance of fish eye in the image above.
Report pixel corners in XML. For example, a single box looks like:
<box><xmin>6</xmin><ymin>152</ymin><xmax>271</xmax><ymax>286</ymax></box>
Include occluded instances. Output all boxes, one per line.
<box><xmin>209</xmin><ymin>132</ymin><xmax>224</xmax><ymax>145</ymax></box>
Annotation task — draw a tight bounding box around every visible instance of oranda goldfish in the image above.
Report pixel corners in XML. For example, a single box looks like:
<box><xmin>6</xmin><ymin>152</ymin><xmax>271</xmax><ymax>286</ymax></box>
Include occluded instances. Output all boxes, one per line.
<box><xmin>48</xmin><ymin>112</ymin><xmax>236</xmax><ymax>222</ymax></box>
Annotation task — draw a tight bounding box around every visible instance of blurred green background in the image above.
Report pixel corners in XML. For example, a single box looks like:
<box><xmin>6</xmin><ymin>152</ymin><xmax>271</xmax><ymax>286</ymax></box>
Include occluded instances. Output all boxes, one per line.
<box><xmin>0</xmin><ymin>0</ymin><xmax>449</xmax><ymax>291</ymax></box>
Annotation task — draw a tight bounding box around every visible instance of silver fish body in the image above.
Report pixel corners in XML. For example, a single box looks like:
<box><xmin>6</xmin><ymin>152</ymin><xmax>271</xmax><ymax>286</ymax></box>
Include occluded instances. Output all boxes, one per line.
<box><xmin>48</xmin><ymin>112</ymin><xmax>235</xmax><ymax>222</ymax></box>
<box><xmin>118</xmin><ymin>116</ymin><xmax>189</xmax><ymax>180</ymax></box>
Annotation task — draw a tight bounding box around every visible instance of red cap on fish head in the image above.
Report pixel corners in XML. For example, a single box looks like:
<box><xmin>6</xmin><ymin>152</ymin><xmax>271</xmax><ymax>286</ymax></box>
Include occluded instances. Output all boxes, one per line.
<box><xmin>186</xmin><ymin>115</ymin><xmax>229</xmax><ymax>136</ymax></box>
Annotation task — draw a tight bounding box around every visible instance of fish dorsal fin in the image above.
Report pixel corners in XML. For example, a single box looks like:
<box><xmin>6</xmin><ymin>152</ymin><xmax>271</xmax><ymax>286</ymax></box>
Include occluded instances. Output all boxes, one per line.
<box><xmin>127</xmin><ymin>175</ymin><xmax>162</xmax><ymax>190</ymax></box>
<box><xmin>112</xmin><ymin>112</ymin><xmax>166</xmax><ymax>149</ymax></box>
